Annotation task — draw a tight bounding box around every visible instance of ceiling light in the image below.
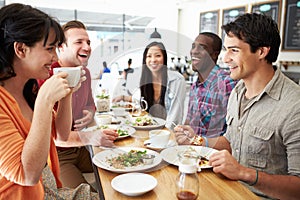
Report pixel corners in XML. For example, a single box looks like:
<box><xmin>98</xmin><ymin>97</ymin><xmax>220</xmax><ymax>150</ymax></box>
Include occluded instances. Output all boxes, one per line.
<box><xmin>150</xmin><ymin>28</ymin><xmax>161</xmax><ymax>39</ymax></box>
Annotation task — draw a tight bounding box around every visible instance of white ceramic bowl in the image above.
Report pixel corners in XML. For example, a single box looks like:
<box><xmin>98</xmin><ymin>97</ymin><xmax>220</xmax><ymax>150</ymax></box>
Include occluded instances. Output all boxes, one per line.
<box><xmin>95</xmin><ymin>114</ymin><xmax>112</xmax><ymax>125</ymax></box>
<box><xmin>111</xmin><ymin>173</ymin><xmax>157</xmax><ymax>196</ymax></box>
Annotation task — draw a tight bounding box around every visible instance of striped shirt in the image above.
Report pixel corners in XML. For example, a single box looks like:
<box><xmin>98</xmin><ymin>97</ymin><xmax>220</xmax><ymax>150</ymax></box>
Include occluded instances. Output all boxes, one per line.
<box><xmin>186</xmin><ymin>65</ymin><xmax>237</xmax><ymax>137</ymax></box>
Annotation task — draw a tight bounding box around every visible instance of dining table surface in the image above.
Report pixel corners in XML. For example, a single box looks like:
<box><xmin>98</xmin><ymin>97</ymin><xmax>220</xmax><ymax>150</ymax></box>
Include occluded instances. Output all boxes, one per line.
<box><xmin>91</xmin><ymin>114</ymin><xmax>260</xmax><ymax>200</ymax></box>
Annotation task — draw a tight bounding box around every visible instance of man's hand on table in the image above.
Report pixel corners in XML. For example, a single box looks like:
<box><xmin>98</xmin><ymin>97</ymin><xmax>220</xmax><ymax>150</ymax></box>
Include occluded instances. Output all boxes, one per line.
<box><xmin>74</xmin><ymin>109</ymin><xmax>95</xmax><ymax>131</ymax></box>
<box><xmin>209</xmin><ymin>150</ymin><xmax>257</xmax><ymax>185</ymax></box>
<box><xmin>77</xmin><ymin>129</ymin><xmax>119</xmax><ymax>147</ymax></box>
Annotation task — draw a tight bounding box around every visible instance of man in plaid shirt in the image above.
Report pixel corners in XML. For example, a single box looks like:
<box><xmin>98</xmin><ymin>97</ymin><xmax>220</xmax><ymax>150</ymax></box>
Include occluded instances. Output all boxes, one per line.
<box><xmin>185</xmin><ymin>32</ymin><xmax>237</xmax><ymax>138</ymax></box>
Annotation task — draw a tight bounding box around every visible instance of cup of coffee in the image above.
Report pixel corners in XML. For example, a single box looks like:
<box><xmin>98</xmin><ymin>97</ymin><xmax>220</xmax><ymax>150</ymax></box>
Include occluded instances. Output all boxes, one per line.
<box><xmin>112</xmin><ymin>107</ymin><xmax>126</xmax><ymax>116</ymax></box>
<box><xmin>95</xmin><ymin>114</ymin><xmax>112</xmax><ymax>125</ymax></box>
<box><xmin>53</xmin><ymin>66</ymin><xmax>81</xmax><ymax>87</ymax></box>
<box><xmin>149</xmin><ymin>130</ymin><xmax>170</xmax><ymax>148</ymax></box>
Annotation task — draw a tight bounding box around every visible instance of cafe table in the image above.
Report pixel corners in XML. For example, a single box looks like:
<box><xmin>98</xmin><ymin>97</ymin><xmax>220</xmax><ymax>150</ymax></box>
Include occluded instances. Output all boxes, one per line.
<box><xmin>91</xmin><ymin>127</ymin><xmax>260</xmax><ymax>200</ymax></box>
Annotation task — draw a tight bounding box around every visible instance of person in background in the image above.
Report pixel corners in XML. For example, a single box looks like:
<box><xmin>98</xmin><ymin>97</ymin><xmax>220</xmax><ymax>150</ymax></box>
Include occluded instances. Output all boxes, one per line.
<box><xmin>38</xmin><ymin>20</ymin><xmax>118</xmax><ymax>190</ymax></box>
<box><xmin>170</xmin><ymin>57</ymin><xmax>176</xmax><ymax>70</ymax></box>
<box><xmin>0</xmin><ymin>3</ymin><xmax>105</xmax><ymax>199</ymax></box>
<box><xmin>99</xmin><ymin>61</ymin><xmax>110</xmax><ymax>79</ymax></box>
<box><xmin>113</xmin><ymin>42</ymin><xmax>186</xmax><ymax>129</ymax></box>
<box><xmin>122</xmin><ymin>58</ymin><xmax>134</xmax><ymax>80</ymax></box>
<box><xmin>185</xmin><ymin>32</ymin><xmax>237</xmax><ymax>138</ymax></box>
<box><xmin>175</xmin><ymin>13</ymin><xmax>300</xmax><ymax>199</ymax></box>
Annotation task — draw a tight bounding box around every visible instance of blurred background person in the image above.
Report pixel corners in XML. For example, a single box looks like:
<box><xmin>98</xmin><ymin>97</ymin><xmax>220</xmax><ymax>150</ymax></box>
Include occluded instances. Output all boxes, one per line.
<box><xmin>121</xmin><ymin>58</ymin><xmax>134</xmax><ymax>87</ymax></box>
<box><xmin>98</xmin><ymin>61</ymin><xmax>110</xmax><ymax>80</ymax></box>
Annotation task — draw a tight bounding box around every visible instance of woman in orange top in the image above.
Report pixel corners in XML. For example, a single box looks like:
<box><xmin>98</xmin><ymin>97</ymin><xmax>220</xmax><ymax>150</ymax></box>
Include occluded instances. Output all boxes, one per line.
<box><xmin>0</xmin><ymin>3</ymin><xmax>101</xmax><ymax>199</ymax></box>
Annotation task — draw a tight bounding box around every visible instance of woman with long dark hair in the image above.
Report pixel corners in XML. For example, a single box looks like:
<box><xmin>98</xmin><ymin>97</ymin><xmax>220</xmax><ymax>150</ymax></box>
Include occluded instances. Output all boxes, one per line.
<box><xmin>114</xmin><ymin>42</ymin><xmax>186</xmax><ymax>129</ymax></box>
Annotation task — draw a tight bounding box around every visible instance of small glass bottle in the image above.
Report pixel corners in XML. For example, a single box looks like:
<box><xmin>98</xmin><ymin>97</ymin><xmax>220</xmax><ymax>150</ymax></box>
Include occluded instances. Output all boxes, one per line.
<box><xmin>176</xmin><ymin>164</ymin><xmax>199</xmax><ymax>200</ymax></box>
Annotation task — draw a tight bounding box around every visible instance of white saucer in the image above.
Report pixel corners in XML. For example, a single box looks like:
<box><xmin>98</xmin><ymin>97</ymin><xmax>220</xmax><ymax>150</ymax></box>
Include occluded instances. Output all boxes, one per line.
<box><xmin>144</xmin><ymin>139</ymin><xmax>177</xmax><ymax>150</ymax></box>
<box><xmin>111</xmin><ymin>173</ymin><xmax>157</xmax><ymax>196</ymax></box>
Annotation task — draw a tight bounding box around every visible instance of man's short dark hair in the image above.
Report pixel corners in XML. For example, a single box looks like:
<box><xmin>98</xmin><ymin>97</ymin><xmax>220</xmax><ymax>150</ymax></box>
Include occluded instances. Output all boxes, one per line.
<box><xmin>222</xmin><ymin>13</ymin><xmax>280</xmax><ymax>64</ymax></box>
<box><xmin>199</xmin><ymin>32</ymin><xmax>222</xmax><ymax>53</ymax></box>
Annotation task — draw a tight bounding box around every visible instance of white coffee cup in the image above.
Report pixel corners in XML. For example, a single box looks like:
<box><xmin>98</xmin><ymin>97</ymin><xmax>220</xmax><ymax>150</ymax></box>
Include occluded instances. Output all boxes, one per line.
<box><xmin>112</xmin><ymin>107</ymin><xmax>126</xmax><ymax>116</ymax></box>
<box><xmin>53</xmin><ymin>67</ymin><xmax>81</xmax><ymax>87</ymax></box>
<box><xmin>95</xmin><ymin>114</ymin><xmax>112</xmax><ymax>125</ymax></box>
<box><xmin>149</xmin><ymin>130</ymin><xmax>170</xmax><ymax>148</ymax></box>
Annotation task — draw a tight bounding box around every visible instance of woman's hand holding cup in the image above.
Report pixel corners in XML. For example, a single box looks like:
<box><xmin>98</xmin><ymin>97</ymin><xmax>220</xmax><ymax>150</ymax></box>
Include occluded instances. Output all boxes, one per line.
<box><xmin>53</xmin><ymin>66</ymin><xmax>85</xmax><ymax>91</ymax></box>
<box><xmin>38</xmin><ymin>72</ymin><xmax>72</xmax><ymax>106</ymax></box>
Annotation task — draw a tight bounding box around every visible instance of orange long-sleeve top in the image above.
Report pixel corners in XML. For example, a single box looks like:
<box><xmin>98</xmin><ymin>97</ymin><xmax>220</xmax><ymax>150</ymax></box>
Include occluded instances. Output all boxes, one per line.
<box><xmin>0</xmin><ymin>86</ymin><xmax>62</xmax><ymax>199</ymax></box>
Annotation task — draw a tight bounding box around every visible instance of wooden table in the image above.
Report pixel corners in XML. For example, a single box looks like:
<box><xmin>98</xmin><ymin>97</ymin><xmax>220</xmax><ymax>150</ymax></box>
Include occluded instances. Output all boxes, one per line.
<box><xmin>91</xmin><ymin>128</ymin><xmax>259</xmax><ymax>200</ymax></box>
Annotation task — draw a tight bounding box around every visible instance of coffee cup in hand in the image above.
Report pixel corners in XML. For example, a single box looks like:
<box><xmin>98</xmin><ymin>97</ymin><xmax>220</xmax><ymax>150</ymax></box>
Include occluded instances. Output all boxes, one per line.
<box><xmin>53</xmin><ymin>66</ymin><xmax>81</xmax><ymax>87</ymax></box>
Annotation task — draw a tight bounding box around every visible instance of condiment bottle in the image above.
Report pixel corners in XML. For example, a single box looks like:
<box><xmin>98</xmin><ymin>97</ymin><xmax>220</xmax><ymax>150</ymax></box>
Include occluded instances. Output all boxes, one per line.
<box><xmin>176</xmin><ymin>164</ymin><xmax>199</xmax><ymax>200</ymax></box>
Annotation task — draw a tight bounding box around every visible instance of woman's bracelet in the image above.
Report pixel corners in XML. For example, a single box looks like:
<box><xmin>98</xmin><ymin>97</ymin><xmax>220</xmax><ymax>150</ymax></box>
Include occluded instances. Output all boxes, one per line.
<box><xmin>248</xmin><ymin>169</ymin><xmax>259</xmax><ymax>186</ymax></box>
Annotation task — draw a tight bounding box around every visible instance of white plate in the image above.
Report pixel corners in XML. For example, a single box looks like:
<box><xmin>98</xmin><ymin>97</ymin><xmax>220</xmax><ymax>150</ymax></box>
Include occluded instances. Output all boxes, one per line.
<box><xmin>160</xmin><ymin>145</ymin><xmax>218</xmax><ymax>170</ymax></box>
<box><xmin>92</xmin><ymin>147</ymin><xmax>162</xmax><ymax>173</ymax></box>
<box><xmin>82</xmin><ymin>125</ymin><xmax>135</xmax><ymax>139</ymax></box>
<box><xmin>129</xmin><ymin>117</ymin><xmax>166</xmax><ymax>130</ymax></box>
<box><xmin>144</xmin><ymin>139</ymin><xmax>177</xmax><ymax>151</ymax></box>
<box><xmin>111</xmin><ymin>173</ymin><xmax>157</xmax><ymax>196</ymax></box>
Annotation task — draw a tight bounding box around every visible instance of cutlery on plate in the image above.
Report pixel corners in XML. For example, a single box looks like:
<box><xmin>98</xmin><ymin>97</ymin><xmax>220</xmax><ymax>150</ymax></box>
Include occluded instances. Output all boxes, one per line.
<box><xmin>144</xmin><ymin>142</ymin><xmax>151</xmax><ymax>146</ymax></box>
<box><xmin>171</xmin><ymin>121</ymin><xmax>177</xmax><ymax>127</ymax></box>
<box><xmin>152</xmin><ymin>118</ymin><xmax>158</xmax><ymax>125</ymax></box>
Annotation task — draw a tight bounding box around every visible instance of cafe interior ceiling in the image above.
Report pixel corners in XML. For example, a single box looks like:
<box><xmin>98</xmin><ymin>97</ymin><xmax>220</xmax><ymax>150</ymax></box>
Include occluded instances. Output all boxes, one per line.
<box><xmin>5</xmin><ymin>0</ymin><xmax>200</xmax><ymax>33</ymax></box>
<box><xmin>38</xmin><ymin>7</ymin><xmax>154</xmax><ymax>33</ymax></box>
<box><xmin>5</xmin><ymin>0</ymin><xmax>187</xmax><ymax>33</ymax></box>
<box><xmin>38</xmin><ymin>7</ymin><xmax>154</xmax><ymax>32</ymax></box>
<box><xmin>4</xmin><ymin>0</ymin><xmax>163</xmax><ymax>33</ymax></box>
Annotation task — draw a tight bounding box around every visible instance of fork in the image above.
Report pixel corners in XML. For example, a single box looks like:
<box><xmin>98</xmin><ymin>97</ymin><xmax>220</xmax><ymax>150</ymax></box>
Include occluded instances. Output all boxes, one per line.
<box><xmin>152</xmin><ymin>118</ymin><xmax>159</xmax><ymax>125</ymax></box>
<box><xmin>171</xmin><ymin>121</ymin><xmax>193</xmax><ymax>142</ymax></box>
<box><xmin>171</xmin><ymin>121</ymin><xmax>177</xmax><ymax>128</ymax></box>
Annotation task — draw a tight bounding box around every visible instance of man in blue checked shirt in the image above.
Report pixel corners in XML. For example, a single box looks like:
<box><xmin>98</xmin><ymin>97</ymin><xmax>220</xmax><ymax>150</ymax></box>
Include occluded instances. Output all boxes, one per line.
<box><xmin>185</xmin><ymin>32</ymin><xmax>237</xmax><ymax>138</ymax></box>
